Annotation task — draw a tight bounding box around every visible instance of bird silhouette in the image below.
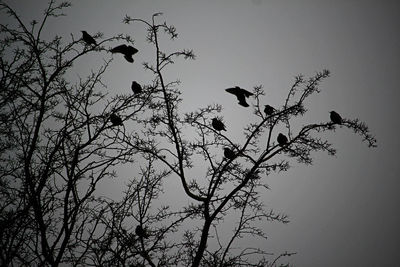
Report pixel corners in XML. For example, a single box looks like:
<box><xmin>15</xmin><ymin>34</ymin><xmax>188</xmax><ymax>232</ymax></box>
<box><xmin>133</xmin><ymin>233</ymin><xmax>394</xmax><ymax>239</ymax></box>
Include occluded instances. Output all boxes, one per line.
<box><xmin>212</xmin><ymin>118</ymin><xmax>226</xmax><ymax>131</ymax></box>
<box><xmin>330</xmin><ymin>111</ymin><xmax>342</xmax><ymax>124</ymax></box>
<box><xmin>110</xmin><ymin>113</ymin><xmax>123</xmax><ymax>126</ymax></box>
<box><xmin>131</xmin><ymin>81</ymin><xmax>142</xmax><ymax>95</ymax></box>
<box><xmin>225</xmin><ymin>86</ymin><xmax>254</xmax><ymax>107</ymax></box>
<box><xmin>81</xmin><ymin>31</ymin><xmax>96</xmax><ymax>45</ymax></box>
<box><xmin>264</xmin><ymin>105</ymin><xmax>275</xmax><ymax>116</ymax></box>
<box><xmin>110</xmin><ymin>44</ymin><xmax>138</xmax><ymax>63</ymax></box>
<box><xmin>223</xmin><ymin>147</ymin><xmax>236</xmax><ymax>160</ymax></box>
<box><xmin>277</xmin><ymin>133</ymin><xmax>288</xmax><ymax>147</ymax></box>
<box><xmin>135</xmin><ymin>225</ymin><xmax>149</xmax><ymax>239</ymax></box>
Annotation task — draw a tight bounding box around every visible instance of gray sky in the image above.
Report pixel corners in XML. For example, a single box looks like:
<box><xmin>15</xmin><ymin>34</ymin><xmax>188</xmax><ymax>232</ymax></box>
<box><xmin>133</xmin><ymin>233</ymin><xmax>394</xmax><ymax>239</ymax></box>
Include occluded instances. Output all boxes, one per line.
<box><xmin>4</xmin><ymin>0</ymin><xmax>400</xmax><ymax>266</ymax></box>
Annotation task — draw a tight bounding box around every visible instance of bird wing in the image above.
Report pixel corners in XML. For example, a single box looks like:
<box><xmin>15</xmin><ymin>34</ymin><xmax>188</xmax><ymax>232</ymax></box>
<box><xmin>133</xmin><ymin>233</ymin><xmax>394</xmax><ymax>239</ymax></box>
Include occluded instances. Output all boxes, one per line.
<box><xmin>126</xmin><ymin>46</ymin><xmax>138</xmax><ymax>55</ymax></box>
<box><xmin>124</xmin><ymin>54</ymin><xmax>134</xmax><ymax>63</ymax></box>
<box><xmin>110</xmin><ymin>44</ymin><xmax>127</xmax><ymax>54</ymax></box>
<box><xmin>240</xmin><ymin>88</ymin><xmax>254</xmax><ymax>98</ymax></box>
<box><xmin>225</xmin><ymin>87</ymin><xmax>242</xmax><ymax>96</ymax></box>
<box><xmin>237</xmin><ymin>94</ymin><xmax>249</xmax><ymax>107</ymax></box>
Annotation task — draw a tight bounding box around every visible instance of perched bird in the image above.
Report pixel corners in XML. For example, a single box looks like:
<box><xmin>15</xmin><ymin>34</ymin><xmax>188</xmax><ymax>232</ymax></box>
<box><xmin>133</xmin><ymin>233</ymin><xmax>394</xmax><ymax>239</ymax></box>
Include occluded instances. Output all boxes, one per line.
<box><xmin>277</xmin><ymin>133</ymin><xmax>288</xmax><ymax>147</ymax></box>
<box><xmin>109</xmin><ymin>113</ymin><xmax>123</xmax><ymax>126</ymax></box>
<box><xmin>223</xmin><ymin>147</ymin><xmax>236</xmax><ymax>160</ymax></box>
<box><xmin>225</xmin><ymin>86</ymin><xmax>254</xmax><ymax>107</ymax></box>
<box><xmin>81</xmin><ymin>31</ymin><xmax>96</xmax><ymax>46</ymax></box>
<box><xmin>264</xmin><ymin>105</ymin><xmax>275</xmax><ymax>116</ymax></box>
<box><xmin>110</xmin><ymin>44</ymin><xmax>138</xmax><ymax>63</ymax></box>
<box><xmin>135</xmin><ymin>225</ymin><xmax>149</xmax><ymax>239</ymax></box>
<box><xmin>330</xmin><ymin>111</ymin><xmax>343</xmax><ymax>125</ymax></box>
<box><xmin>212</xmin><ymin>118</ymin><xmax>226</xmax><ymax>131</ymax></box>
<box><xmin>131</xmin><ymin>81</ymin><xmax>142</xmax><ymax>95</ymax></box>
<box><xmin>247</xmin><ymin>169</ymin><xmax>260</xmax><ymax>180</ymax></box>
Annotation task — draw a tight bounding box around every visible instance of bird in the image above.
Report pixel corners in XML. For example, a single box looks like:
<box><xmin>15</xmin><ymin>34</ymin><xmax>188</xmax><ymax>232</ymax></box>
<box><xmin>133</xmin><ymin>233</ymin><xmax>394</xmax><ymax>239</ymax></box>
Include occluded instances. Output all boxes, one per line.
<box><xmin>109</xmin><ymin>113</ymin><xmax>123</xmax><ymax>126</ymax></box>
<box><xmin>223</xmin><ymin>147</ymin><xmax>236</xmax><ymax>160</ymax></box>
<box><xmin>211</xmin><ymin>118</ymin><xmax>226</xmax><ymax>131</ymax></box>
<box><xmin>330</xmin><ymin>111</ymin><xmax>343</xmax><ymax>124</ymax></box>
<box><xmin>277</xmin><ymin>133</ymin><xmax>288</xmax><ymax>147</ymax></box>
<box><xmin>135</xmin><ymin>225</ymin><xmax>149</xmax><ymax>239</ymax></box>
<box><xmin>110</xmin><ymin>44</ymin><xmax>138</xmax><ymax>63</ymax></box>
<box><xmin>225</xmin><ymin>86</ymin><xmax>254</xmax><ymax>107</ymax></box>
<box><xmin>247</xmin><ymin>169</ymin><xmax>260</xmax><ymax>180</ymax></box>
<box><xmin>81</xmin><ymin>31</ymin><xmax>96</xmax><ymax>46</ymax></box>
<box><xmin>131</xmin><ymin>81</ymin><xmax>142</xmax><ymax>95</ymax></box>
<box><xmin>264</xmin><ymin>105</ymin><xmax>275</xmax><ymax>116</ymax></box>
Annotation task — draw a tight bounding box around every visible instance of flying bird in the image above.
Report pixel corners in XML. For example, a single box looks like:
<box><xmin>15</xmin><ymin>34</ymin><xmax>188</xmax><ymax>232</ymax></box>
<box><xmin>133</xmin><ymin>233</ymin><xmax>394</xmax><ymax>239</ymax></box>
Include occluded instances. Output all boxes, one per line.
<box><xmin>131</xmin><ymin>81</ymin><xmax>142</xmax><ymax>95</ymax></box>
<box><xmin>277</xmin><ymin>133</ymin><xmax>288</xmax><ymax>147</ymax></box>
<box><xmin>109</xmin><ymin>113</ymin><xmax>123</xmax><ymax>126</ymax></box>
<box><xmin>330</xmin><ymin>111</ymin><xmax>343</xmax><ymax>124</ymax></box>
<box><xmin>110</xmin><ymin>44</ymin><xmax>138</xmax><ymax>63</ymax></box>
<box><xmin>212</xmin><ymin>118</ymin><xmax>226</xmax><ymax>132</ymax></box>
<box><xmin>135</xmin><ymin>225</ymin><xmax>149</xmax><ymax>239</ymax></box>
<box><xmin>225</xmin><ymin>86</ymin><xmax>254</xmax><ymax>107</ymax></box>
<box><xmin>264</xmin><ymin>105</ymin><xmax>275</xmax><ymax>116</ymax></box>
<box><xmin>223</xmin><ymin>147</ymin><xmax>236</xmax><ymax>160</ymax></box>
<box><xmin>81</xmin><ymin>31</ymin><xmax>96</xmax><ymax>45</ymax></box>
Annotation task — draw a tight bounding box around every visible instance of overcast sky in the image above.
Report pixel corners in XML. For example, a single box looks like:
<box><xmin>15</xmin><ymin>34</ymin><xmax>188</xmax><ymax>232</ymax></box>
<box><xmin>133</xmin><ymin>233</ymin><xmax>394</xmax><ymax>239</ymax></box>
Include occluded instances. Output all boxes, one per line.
<box><xmin>3</xmin><ymin>0</ymin><xmax>400</xmax><ymax>266</ymax></box>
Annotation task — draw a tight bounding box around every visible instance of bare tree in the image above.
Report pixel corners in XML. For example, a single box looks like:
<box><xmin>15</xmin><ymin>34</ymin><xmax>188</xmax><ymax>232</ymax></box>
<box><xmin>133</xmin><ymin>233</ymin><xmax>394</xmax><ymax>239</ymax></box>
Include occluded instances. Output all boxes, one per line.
<box><xmin>110</xmin><ymin>13</ymin><xmax>376</xmax><ymax>267</ymax></box>
<box><xmin>0</xmin><ymin>3</ymin><xmax>376</xmax><ymax>267</ymax></box>
<box><xmin>0</xmin><ymin>1</ymin><xmax>147</xmax><ymax>266</ymax></box>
